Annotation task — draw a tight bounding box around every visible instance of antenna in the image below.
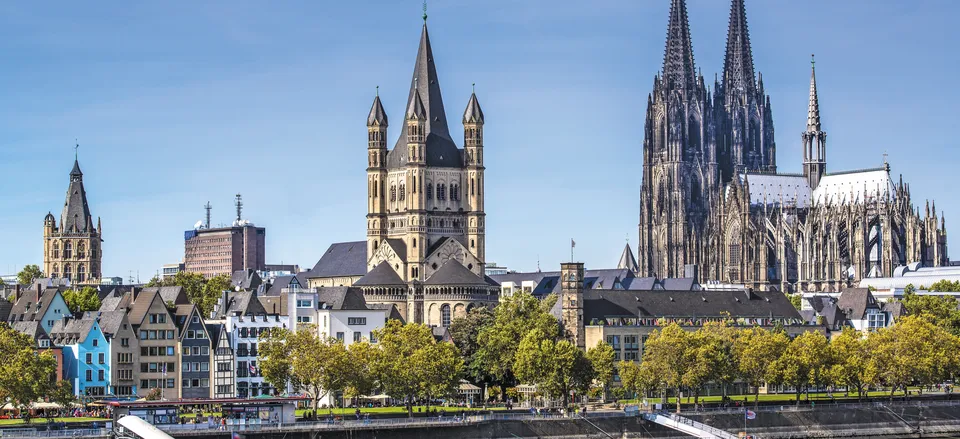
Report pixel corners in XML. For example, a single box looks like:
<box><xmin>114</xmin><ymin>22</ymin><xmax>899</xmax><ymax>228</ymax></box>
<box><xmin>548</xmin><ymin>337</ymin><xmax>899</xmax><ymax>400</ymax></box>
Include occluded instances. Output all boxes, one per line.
<box><xmin>204</xmin><ymin>201</ymin><xmax>212</xmax><ymax>229</ymax></box>
<box><xmin>235</xmin><ymin>194</ymin><xmax>243</xmax><ymax>222</ymax></box>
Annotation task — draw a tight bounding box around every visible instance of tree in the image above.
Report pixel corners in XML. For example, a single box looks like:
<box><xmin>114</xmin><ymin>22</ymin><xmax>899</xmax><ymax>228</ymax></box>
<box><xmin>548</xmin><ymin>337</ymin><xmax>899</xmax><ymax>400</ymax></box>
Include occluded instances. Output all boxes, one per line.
<box><xmin>929</xmin><ymin>280</ymin><xmax>960</xmax><ymax>292</ymax></box>
<box><xmin>151</xmin><ymin>272</ymin><xmax>230</xmax><ymax>317</ymax></box>
<box><xmin>448</xmin><ymin>307</ymin><xmax>494</xmax><ymax>393</ymax></box>
<box><xmin>47</xmin><ymin>380</ymin><xmax>76</xmax><ymax>412</ymax></box>
<box><xmin>345</xmin><ymin>341</ymin><xmax>378</xmax><ymax>405</ymax></box>
<box><xmin>475</xmin><ymin>291</ymin><xmax>559</xmax><ymax>400</ymax></box>
<box><xmin>514</xmin><ymin>329</ymin><xmax>593</xmax><ymax>408</ymax></box>
<box><xmin>828</xmin><ymin>328</ymin><xmax>873</xmax><ymax>400</ymax></box>
<box><xmin>900</xmin><ymin>290</ymin><xmax>960</xmax><ymax>335</ymax></box>
<box><xmin>200</xmin><ymin>274</ymin><xmax>232</xmax><ymax>316</ymax></box>
<box><xmin>62</xmin><ymin>287</ymin><xmax>101</xmax><ymax>314</ymax></box>
<box><xmin>618</xmin><ymin>360</ymin><xmax>656</xmax><ymax>401</ymax></box>
<box><xmin>373</xmin><ymin>320</ymin><xmax>461</xmax><ymax>417</ymax></box>
<box><xmin>586</xmin><ymin>341</ymin><xmax>616</xmax><ymax>400</ymax></box>
<box><xmin>145</xmin><ymin>388</ymin><xmax>162</xmax><ymax>401</ymax></box>
<box><xmin>17</xmin><ymin>265</ymin><xmax>43</xmax><ymax>287</ymax></box>
<box><xmin>769</xmin><ymin>331</ymin><xmax>830</xmax><ymax>403</ymax></box>
<box><xmin>787</xmin><ymin>293</ymin><xmax>802</xmax><ymax>311</ymax></box>
<box><xmin>0</xmin><ymin>325</ymin><xmax>57</xmax><ymax>417</ymax></box>
<box><xmin>285</xmin><ymin>327</ymin><xmax>353</xmax><ymax>413</ymax></box>
<box><xmin>867</xmin><ymin>315</ymin><xmax>960</xmax><ymax>399</ymax></box>
<box><xmin>733</xmin><ymin>327</ymin><xmax>789</xmax><ymax>405</ymax></box>
<box><xmin>257</xmin><ymin>328</ymin><xmax>293</xmax><ymax>394</ymax></box>
<box><xmin>636</xmin><ymin>324</ymin><xmax>691</xmax><ymax>413</ymax></box>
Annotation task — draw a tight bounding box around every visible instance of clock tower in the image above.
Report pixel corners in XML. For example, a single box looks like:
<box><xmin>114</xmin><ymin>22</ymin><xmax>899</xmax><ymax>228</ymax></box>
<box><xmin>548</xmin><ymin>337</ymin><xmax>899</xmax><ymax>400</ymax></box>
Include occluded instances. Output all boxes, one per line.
<box><xmin>561</xmin><ymin>262</ymin><xmax>585</xmax><ymax>349</ymax></box>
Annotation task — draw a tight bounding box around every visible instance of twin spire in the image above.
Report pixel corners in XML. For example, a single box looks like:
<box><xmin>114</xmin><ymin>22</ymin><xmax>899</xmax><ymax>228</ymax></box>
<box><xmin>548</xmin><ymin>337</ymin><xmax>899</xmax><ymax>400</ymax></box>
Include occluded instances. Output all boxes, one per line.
<box><xmin>722</xmin><ymin>0</ymin><xmax>756</xmax><ymax>96</ymax></box>
<box><xmin>662</xmin><ymin>0</ymin><xmax>697</xmax><ymax>91</ymax></box>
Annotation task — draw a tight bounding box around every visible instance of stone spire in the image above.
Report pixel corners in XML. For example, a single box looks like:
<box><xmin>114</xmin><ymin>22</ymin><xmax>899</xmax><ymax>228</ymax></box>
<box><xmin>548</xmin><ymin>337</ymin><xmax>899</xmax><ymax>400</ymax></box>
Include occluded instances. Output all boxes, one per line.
<box><xmin>367</xmin><ymin>93</ymin><xmax>388</xmax><ymax>127</ymax></box>
<box><xmin>462</xmin><ymin>90</ymin><xmax>484</xmax><ymax>124</ymax></box>
<box><xmin>662</xmin><ymin>0</ymin><xmax>697</xmax><ymax>91</ymax></box>
<box><xmin>722</xmin><ymin>0</ymin><xmax>756</xmax><ymax>96</ymax></box>
<box><xmin>61</xmin><ymin>158</ymin><xmax>93</xmax><ymax>233</ymax></box>
<box><xmin>807</xmin><ymin>54</ymin><xmax>822</xmax><ymax>132</ymax></box>
<box><xmin>617</xmin><ymin>243</ymin><xmax>639</xmax><ymax>273</ymax></box>
<box><xmin>396</xmin><ymin>21</ymin><xmax>451</xmax><ymax>149</ymax></box>
<box><xmin>406</xmin><ymin>87</ymin><xmax>427</xmax><ymax>120</ymax></box>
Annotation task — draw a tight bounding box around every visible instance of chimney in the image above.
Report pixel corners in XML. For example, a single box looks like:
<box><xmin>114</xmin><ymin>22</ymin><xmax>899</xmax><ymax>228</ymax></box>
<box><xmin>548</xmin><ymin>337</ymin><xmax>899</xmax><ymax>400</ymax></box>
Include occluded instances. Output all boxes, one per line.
<box><xmin>13</xmin><ymin>285</ymin><xmax>21</xmax><ymax>304</ymax></box>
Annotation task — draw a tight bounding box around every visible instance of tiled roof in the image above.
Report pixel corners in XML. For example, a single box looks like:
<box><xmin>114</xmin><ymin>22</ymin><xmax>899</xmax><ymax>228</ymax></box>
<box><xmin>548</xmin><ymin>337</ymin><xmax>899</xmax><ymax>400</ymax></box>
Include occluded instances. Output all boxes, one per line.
<box><xmin>423</xmin><ymin>260</ymin><xmax>488</xmax><ymax>286</ymax></box>
<box><xmin>354</xmin><ymin>262</ymin><xmax>405</xmax><ymax>287</ymax></box>
<box><xmin>583</xmin><ymin>289</ymin><xmax>802</xmax><ymax>322</ymax></box>
<box><xmin>316</xmin><ymin>287</ymin><xmax>368</xmax><ymax>310</ymax></box>
<box><xmin>308</xmin><ymin>241</ymin><xmax>368</xmax><ymax>278</ymax></box>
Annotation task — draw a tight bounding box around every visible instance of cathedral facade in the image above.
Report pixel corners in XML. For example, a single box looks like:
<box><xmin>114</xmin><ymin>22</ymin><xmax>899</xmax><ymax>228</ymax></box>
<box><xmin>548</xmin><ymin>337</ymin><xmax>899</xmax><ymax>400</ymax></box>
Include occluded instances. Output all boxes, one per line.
<box><xmin>43</xmin><ymin>158</ymin><xmax>103</xmax><ymax>286</ymax></box>
<box><xmin>638</xmin><ymin>0</ymin><xmax>948</xmax><ymax>293</ymax></box>
<box><xmin>357</xmin><ymin>15</ymin><xmax>499</xmax><ymax>325</ymax></box>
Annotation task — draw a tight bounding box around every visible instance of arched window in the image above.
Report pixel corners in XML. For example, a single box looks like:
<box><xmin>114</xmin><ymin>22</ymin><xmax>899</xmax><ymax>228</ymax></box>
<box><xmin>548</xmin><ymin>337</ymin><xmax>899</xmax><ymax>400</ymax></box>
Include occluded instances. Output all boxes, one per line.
<box><xmin>441</xmin><ymin>304</ymin><xmax>451</xmax><ymax>327</ymax></box>
<box><xmin>64</xmin><ymin>242</ymin><xmax>73</xmax><ymax>259</ymax></box>
<box><xmin>390</xmin><ymin>185</ymin><xmax>397</xmax><ymax>202</ymax></box>
<box><xmin>64</xmin><ymin>264</ymin><xmax>72</xmax><ymax>281</ymax></box>
<box><xmin>52</xmin><ymin>264</ymin><xmax>59</xmax><ymax>279</ymax></box>
<box><xmin>437</xmin><ymin>184</ymin><xmax>446</xmax><ymax>201</ymax></box>
<box><xmin>78</xmin><ymin>242</ymin><xmax>86</xmax><ymax>259</ymax></box>
<box><xmin>399</xmin><ymin>184</ymin><xmax>405</xmax><ymax>201</ymax></box>
<box><xmin>426</xmin><ymin>183</ymin><xmax>433</xmax><ymax>200</ymax></box>
<box><xmin>78</xmin><ymin>264</ymin><xmax>86</xmax><ymax>282</ymax></box>
<box><xmin>412</xmin><ymin>176</ymin><xmax>417</xmax><ymax>193</ymax></box>
<box><xmin>53</xmin><ymin>242</ymin><xmax>59</xmax><ymax>259</ymax></box>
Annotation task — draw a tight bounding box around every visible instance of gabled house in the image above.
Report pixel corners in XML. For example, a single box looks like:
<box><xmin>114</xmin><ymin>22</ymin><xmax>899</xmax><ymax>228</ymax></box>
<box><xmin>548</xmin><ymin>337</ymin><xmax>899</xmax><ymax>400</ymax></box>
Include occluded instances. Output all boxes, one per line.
<box><xmin>210</xmin><ymin>290</ymin><xmax>288</xmax><ymax>397</ymax></box>
<box><xmin>96</xmin><ymin>310</ymin><xmax>138</xmax><ymax>397</ymax></box>
<box><xmin>836</xmin><ymin>288</ymin><xmax>902</xmax><ymax>333</ymax></box>
<box><xmin>8</xmin><ymin>286</ymin><xmax>70</xmax><ymax>335</ymax></box>
<box><xmin>49</xmin><ymin>316</ymin><xmax>109</xmax><ymax>397</ymax></box>
<box><xmin>209</xmin><ymin>323</ymin><xmax>234</xmax><ymax>398</ymax></box>
<box><xmin>175</xmin><ymin>305</ymin><xmax>212</xmax><ymax>398</ymax></box>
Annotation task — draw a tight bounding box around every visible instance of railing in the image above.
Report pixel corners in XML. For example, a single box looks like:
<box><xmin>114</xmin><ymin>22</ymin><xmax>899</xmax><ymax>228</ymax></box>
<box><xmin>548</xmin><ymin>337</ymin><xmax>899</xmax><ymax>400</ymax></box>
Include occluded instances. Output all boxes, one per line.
<box><xmin>677</xmin><ymin>398</ymin><xmax>960</xmax><ymax>416</ymax></box>
<box><xmin>0</xmin><ymin>428</ymin><xmax>108</xmax><ymax>439</ymax></box>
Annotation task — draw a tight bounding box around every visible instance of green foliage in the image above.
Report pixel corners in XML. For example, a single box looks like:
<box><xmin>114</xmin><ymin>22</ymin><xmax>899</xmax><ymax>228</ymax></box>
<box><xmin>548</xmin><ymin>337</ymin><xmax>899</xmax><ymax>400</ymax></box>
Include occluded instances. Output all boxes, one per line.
<box><xmin>929</xmin><ymin>280</ymin><xmax>960</xmax><ymax>292</ymax></box>
<box><xmin>475</xmin><ymin>292</ymin><xmax>559</xmax><ymax>399</ymax></box>
<box><xmin>345</xmin><ymin>341</ymin><xmax>378</xmax><ymax>402</ymax></box>
<box><xmin>514</xmin><ymin>329</ymin><xmax>593</xmax><ymax>407</ymax></box>
<box><xmin>769</xmin><ymin>331</ymin><xmax>830</xmax><ymax>403</ymax></box>
<box><xmin>47</xmin><ymin>380</ymin><xmax>76</xmax><ymax>409</ymax></box>
<box><xmin>539</xmin><ymin>293</ymin><xmax>559</xmax><ymax>313</ymax></box>
<box><xmin>867</xmin><ymin>315</ymin><xmax>960</xmax><ymax>397</ymax></box>
<box><xmin>17</xmin><ymin>265</ymin><xmax>43</xmax><ymax>287</ymax></box>
<box><xmin>787</xmin><ymin>293</ymin><xmax>802</xmax><ymax>311</ymax></box>
<box><xmin>733</xmin><ymin>326</ymin><xmax>789</xmax><ymax>404</ymax></box>
<box><xmin>637</xmin><ymin>324</ymin><xmax>692</xmax><ymax>412</ymax></box>
<box><xmin>257</xmin><ymin>327</ymin><xmax>293</xmax><ymax>393</ymax></box>
<box><xmin>145</xmin><ymin>388</ymin><xmax>162</xmax><ymax>401</ymax></box>
<box><xmin>586</xmin><ymin>341</ymin><xmax>616</xmax><ymax>388</ymax></box>
<box><xmin>372</xmin><ymin>320</ymin><xmax>463</xmax><ymax>417</ymax></box>
<box><xmin>828</xmin><ymin>328</ymin><xmax>873</xmax><ymax>400</ymax></box>
<box><xmin>62</xmin><ymin>287</ymin><xmax>101</xmax><ymax>314</ymax></box>
<box><xmin>150</xmin><ymin>272</ymin><xmax>231</xmax><ymax>317</ymax></box>
<box><xmin>900</xmin><ymin>290</ymin><xmax>960</xmax><ymax>335</ymax></box>
<box><xmin>0</xmin><ymin>325</ymin><xmax>57</xmax><ymax>412</ymax></box>
<box><xmin>448</xmin><ymin>307</ymin><xmax>494</xmax><ymax>387</ymax></box>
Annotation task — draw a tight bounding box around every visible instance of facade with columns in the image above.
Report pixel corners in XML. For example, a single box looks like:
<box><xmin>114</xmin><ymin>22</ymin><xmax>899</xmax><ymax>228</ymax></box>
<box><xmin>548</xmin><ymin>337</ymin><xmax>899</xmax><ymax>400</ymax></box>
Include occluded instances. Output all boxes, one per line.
<box><xmin>356</xmin><ymin>16</ymin><xmax>498</xmax><ymax>326</ymax></box>
<box><xmin>637</xmin><ymin>0</ymin><xmax>947</xmax><ymax>293</ymax></box>
<box><xmin>43</xmin><ymin>158</ymin><xmax>103</xmax><ymax>285</ymax></box>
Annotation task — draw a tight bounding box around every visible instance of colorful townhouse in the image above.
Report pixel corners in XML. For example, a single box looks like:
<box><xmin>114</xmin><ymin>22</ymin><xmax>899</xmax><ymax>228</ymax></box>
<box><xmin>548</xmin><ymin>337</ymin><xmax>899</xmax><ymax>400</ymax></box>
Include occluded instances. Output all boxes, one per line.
<box><xmin>175</xmin><ymin>304</ymin><xmax>212</xmax><ymax>398</ymax></box>
<box><xmin>49</xmin><ymin>315</ymin><xmax>110</xmax><ymax>397</ymax></box>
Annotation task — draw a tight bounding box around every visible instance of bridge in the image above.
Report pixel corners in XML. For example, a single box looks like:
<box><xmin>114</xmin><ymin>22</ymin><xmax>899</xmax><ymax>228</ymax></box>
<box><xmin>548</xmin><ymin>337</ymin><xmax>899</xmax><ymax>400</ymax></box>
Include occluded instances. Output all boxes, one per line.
<box><xmin>642</xmin><ymin>412</ymin><xmax>739</xmax><ymax>439</ymax></box>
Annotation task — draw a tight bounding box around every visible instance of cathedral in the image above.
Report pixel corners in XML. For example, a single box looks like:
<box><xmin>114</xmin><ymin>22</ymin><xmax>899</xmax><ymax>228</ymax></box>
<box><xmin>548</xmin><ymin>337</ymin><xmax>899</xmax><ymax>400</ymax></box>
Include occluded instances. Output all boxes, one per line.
<box><xmin>638</xmin><ymin>0</ymin><xmax>948</xmax><ymax>293</ymax></box>
<box><xmin>43</xmin><ymin>156</ymin><xmax>103</xmax><ymax>286</ymax></box>
<box><xmin>355</xmin><ymin>14</ymin><xmax>499</xmax><ymax>325</ymax></box>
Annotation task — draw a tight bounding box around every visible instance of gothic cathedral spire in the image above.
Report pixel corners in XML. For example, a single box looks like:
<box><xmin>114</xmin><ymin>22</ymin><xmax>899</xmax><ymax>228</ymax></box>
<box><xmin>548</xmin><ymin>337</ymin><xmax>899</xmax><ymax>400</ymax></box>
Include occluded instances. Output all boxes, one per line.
<box><xmin>662</xmin><ymin>0</ymin><xmax>697</xmax><ymax>91</ymax></box>
<box><xmin>802</xmin><ymin>55</ymin><xmax>827</xmax><ymax>189</ymax></box>
<box><xmin>722</xmin><ymin>0</ymin><xmax>756</xmax><ymax>97</ymax></box>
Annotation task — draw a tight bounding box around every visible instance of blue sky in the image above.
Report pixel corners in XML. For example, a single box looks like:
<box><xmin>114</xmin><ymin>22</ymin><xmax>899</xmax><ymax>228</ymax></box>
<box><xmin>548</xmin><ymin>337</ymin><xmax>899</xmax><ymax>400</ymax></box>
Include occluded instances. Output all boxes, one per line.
<box><xmin>0</xmin><ymin>0</ymin><xmax>957</xmax><ymax>279</ymax></box>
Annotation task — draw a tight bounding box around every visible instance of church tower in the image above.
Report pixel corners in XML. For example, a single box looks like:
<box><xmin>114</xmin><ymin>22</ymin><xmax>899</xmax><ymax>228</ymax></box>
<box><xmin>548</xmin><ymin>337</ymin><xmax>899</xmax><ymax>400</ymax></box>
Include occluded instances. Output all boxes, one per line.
<box><xmin>718</xmin><ymin>0</ymin><xmax>776</xmax><ymax>180</ymax></box>
<box><xmin>366</xmin><ymin>91</ymin><xmax>388</xmax><ymax>262</ymax></box>
<box><xmin>802</xmin><ymin>55</ymin><xmax>827</xmax><ymax>189</ymax></box>
<box><xmin>638</xmin><ymin>0</ymin><xmax>718</xmax><ymax>279</ymax></box>
<box><xmin>463</xmin><ymin>89</ymin><xmax>485</xmax><ymax>264</ymax></box>
<box><xmin>560</xmin><ymin>262</ymin><xmax>585</xmax><ymax>350</ymax></box>
<box><xmin>44</xmin><ymin>156</ymin><xmax>103</xmax><ymax>285</ymax></box>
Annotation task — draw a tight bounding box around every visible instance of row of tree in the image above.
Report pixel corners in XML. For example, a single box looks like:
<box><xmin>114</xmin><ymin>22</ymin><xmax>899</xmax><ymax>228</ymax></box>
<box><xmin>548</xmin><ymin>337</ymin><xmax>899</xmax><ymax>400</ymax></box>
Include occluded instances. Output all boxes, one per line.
<box><xmin>145</xmin><ymin>271</ymin><xmax>231</xmax><ymax>316</ymax></box>
<box><xmin>0</xmin><ymin>325</ymin><xmax>75</xmax><ymax>415</ymax></box>
<box><xmin>258</xmin><ymin>320</ymin><xmax>464</xmax><ymax>417</ymax></box>
<box><xmin>619</xmin><ymin>315</ymin><xmax>960</xmax><ymax>412</ymax></box>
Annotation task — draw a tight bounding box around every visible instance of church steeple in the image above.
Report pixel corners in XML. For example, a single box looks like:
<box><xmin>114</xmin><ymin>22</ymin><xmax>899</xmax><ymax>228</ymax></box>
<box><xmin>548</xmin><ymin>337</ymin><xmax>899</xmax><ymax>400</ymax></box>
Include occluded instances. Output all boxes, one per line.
<box><xmin>396</xmin><ymin>21</ymin><xmax>451</xmax><ymax>149</ymax></box>
<box><xmin>662</xmin><ymin>0</ymin><xmax>697</xmax><ymax>91</ymax></box>
<box><xmin>722</xmin><ymin>0</ymin><xmax>756</xmax><ymax>97</ymax></box>
<box><xmin>62</xmin><ymin>157</ymin><xmax>93</xmax><ymax>233</ymax></box>
<box><xmin>802</xmin><ymin>55</ymin><xmax>827</xmax><ymax>189</ymax></box>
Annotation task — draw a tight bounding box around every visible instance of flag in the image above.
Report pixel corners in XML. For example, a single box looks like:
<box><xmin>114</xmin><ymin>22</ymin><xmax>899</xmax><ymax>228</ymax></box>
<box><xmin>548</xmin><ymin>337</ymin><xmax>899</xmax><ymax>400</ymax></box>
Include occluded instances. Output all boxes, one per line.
<box><xmin>249</xmin><ymin>363</ymin><xmax>257</xmax><ymax>376</ymax></box>
<box><xmin>745</xmin><ymin>409</ymin><xmax>756</xmax><ymax>420</ymax></box>
<box><xmin>162</xmin><ymin>363</ymin><xmax>167</xmax><ymax>376</ymax></box>
<box><xmin>571</xmin><ymin>239</ymin><xmax>576</xmax><ymax>248</ymax></box>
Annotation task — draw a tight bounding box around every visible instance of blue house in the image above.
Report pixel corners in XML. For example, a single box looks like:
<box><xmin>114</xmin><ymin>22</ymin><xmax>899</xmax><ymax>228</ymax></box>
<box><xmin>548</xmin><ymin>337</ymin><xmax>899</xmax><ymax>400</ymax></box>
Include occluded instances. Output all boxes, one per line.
<box><xmin>50</xmin><ymin>315</ymin><xmax>110</xmax><ymax>397</ymax></box>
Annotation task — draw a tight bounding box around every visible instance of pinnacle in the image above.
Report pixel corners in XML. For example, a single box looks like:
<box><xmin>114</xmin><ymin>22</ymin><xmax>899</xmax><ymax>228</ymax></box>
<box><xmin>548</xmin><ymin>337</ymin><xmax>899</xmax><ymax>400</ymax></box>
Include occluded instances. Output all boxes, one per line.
<box><xmin>722</xmin><ymin>0</ymin><xmax>756</xmax><ymax>96</ymax></box>
<box><xmin>662</xmin><ymin>0</ymin><xmax>697</xmax><ymax>91</ymax></box>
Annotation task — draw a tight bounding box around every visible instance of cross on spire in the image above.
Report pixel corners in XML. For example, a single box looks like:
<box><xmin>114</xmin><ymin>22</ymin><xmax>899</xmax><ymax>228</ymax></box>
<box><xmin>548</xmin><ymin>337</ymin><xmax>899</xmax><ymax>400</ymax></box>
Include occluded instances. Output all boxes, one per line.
<box><xmin>74</xmin><ymin>139</ymin><xmax>79</xmax><ymax>160</ymax></box>
<box><xmin>422</xmin><ymin>0</ymin><xmax>427</xmax><ymax>22</ymax></box>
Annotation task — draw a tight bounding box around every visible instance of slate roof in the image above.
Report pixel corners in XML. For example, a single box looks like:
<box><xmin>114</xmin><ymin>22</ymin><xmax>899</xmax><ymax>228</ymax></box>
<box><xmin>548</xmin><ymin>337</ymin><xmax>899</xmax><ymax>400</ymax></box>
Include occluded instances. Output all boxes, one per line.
<box><xmin>740</xmin><ymin>173</ymin><xmax>810</xmax><ymax>208</ymax></box>
<box><xmin>94</xmin><ymin>310</ymin><xmax>127</xmax><ymax>336</ymax></box>
<box><xmin>214</xmin><ymin>291</ymin><xmax>267</xmax><ymax>318</ymax></box>
<box><xmin>259</xmin><ymin>295</ymin><xmax>286</xmax><ymax>316</ymax></box>
<box><xmin>0</xmin><ymin>298</ymin><xmax>13</xmax><ymax>322</ymax></box>
<box><xmin>127</xmin><ymin>290</ymin><xmax>163</xmax><ymax>325</ymax></box>
<box><xmin>462</xmin><ymin>92</ymin><xmax>484</xmax><ymax>124</ymax></box>
<box><xmin>308</xmin><ymin>241</ymin><xmax>368</xmax><ymax>278</ymax></box>
<box><xmin>174</xmin><ymin>304</ymin><xmax>197</xmax><ymax>332</ymax></box>
<box><xmin>617</xmin><ymin>244</ymin><xmax>639</xmax><ymax>272</ymax></box>
<box><xmin>49</xmin><ymin>316</ymin><xmax>97</xmax><ymax>345</ymax></box>
<box><xmin>61</xmin><ymin>159</ymin><xmax>94</xmax><ymax>234</ymax></box>
<box><xmin>386</xmin><ymin>23</ymin><xmax>462</xmax><ymax>169</ymax></box>
<box><xmin>881</xmin><ymin>301</ymin><xmax>906</xmax><ymax>319</ymax></box>
<box><xmin>231</xmin><ymin>269</ymin><xmax>263</xmax><ymax>292</ymax></box>
<box><xmin>316</xmin><ymin>287</ymin><xmax>368</xmax><ymax>310</ymax></box>
<box><xmin>12</xmin><ymin>321</ymin><xmax>49</xmax><ymax>343</ymax></box>
<box><xmin>836</xmin><ymin>288</ymin><xmax>877</xmax><ymax>320</ymax></box>
<box><xmin>367</xmin><ymin>303</ymin><xmax>404</xmax><ymax>322</ymax></box>
<box><xmin>367</xmin><ymin>95</ymin><xmax>388</xmax><ymax>126</ymax></box>
<box><xmin>8</xmin><ymin>288</ymin><xmax>63</xmax><ymax>324</ymax></box>
<box><xmin>423</xmin><ymin>260</ymin><xmax>489</xmax><ymax>286</ymax></box>
<box><xmin>354</xmin><ymin>262</ymin><xmax>406</xmax><ymax>287</ymax></box>
<box><xmin>660</xmin><ymin>278</ymin><xmax>697</xmax><ymax>291</ymax></box>
<box><xmin>582</xmin><ymin>289</ymin><xmax>802</xmax><ymax>322</ymax></box>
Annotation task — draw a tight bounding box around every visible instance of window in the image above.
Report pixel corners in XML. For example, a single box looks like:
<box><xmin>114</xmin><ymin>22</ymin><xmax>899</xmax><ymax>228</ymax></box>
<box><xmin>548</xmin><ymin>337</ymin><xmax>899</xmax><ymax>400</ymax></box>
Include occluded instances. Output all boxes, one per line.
<box><xmin>201</xmin><ymin>346</ymin><xmax>209</xmax><ymax>356</ymax></box>
<box><xmin>183</xmin><ymin>379</ymin><xmax>191</xmax><ymax>388</ymax></box>
<box><xmin>139</xmin><ymin>330</ymin><xmax>148</xmax><ymax>340</ymax></box>
<box><xmin>441</xmin><ymin>304</ymin><xmax>451</xmax><ymax>327</ymax></box>
<box><xmin>336</xmin><ymin>332</ymin><xmax>344</xmax><ymax>341</ymax></box>
<box><xmin>167</xmin><ymin>379</ymin><xmax>175</xmax><ymax>389</ymax></box>
<box><xmin>92</xmin><ymin>339</ymin><xmax>98</xmax><ymax>347</ymax></box>
<box><xmin>150</xmin><ymin>314</ymin><xmax>157</xmax><ymax>324</ymax></box>
<box><xmin>192</xmin><ymin>316</ymin><xmax>200</xmax><ymax>324</ymax></box>
<box><xmin>193</xmin><ymin>346</ymin><xmax>201</xmax><ymax>356</ymax></box>
<box><xmin>86</xmin><ymin>353</ymin><xmax>92</xmax><ymax>364</ymax></box>
<box><xmin>183</xmin><ymin>346</ymin><xmax>190</xmax><ymax>356</ymax></box>
<box><xmin>167</xmin><ymin>346</ymin><xmax>175</xmax><ymax>356</ymax></box>
<box><xmin>369</xmin><ymin>332</ymin><xmax>377</xmax><ymax>344</ymax></box>
<box><xmin>187</xmin><ymin>330</ymin><xmax>195</xmax><ymax>339</ymax></box>
<box><xmin>98</xmin><ymin>370</ymin><xmax>104</xmax><ymax>381</ymax></box>
<box><xmin>158</xmin><ymin>314</ymin><xmax>166</xmax><ymax>324</ymax></box>
<box><xmin>121</xmin><ymin>338</ymin><xmax>129</xmax><ymax>347</ymax></box>
<box><xmin>39</xmin><ymin>339</ymin><xmax>50</xmax><ymax>348</ymax></box>
<box><xmin>197</xmin><ymin>330</ymin><xmax>206</xmax><ymax>339</ymax></box>
<box><xmin>149</xmin><ymin>347</ymin><xmax>158</xmax><ymax>356</ymax></box>
<box><xmin>149</xmin><ymin>330</ymin><xmax>157</xmax><ymax>339</ymax></box>
<box><xmin>85</xmin><ymin>370</ymin><xmax>92</xmax><ymax>382</ymax></box>
<box><xmin>201</xmin><ymin>378</ymin><xmax>209</xmax><ymax>387</ymax></box>
<box><xmin>184</xmin><ymin>362</ymin><xmax>192</xmax><ymax>372</ymax></box>
<box><xmin>167</xmin><ymin>330</ymin><xmax>175</xmax><ymax>339</ymax></box>
<box><xmin>200</xmin><ymin>362</ymin><xmax>209</xmax><ymax>372</ymax></box>
<box><xmin>297</xmin><ymin>316</ymin><xmax>312</xmax><ymax>323</ymax></box>
<box><xmin>297</xmin><ymin>299</ymin><xmax>313</xmax><ymax>308</ymax></box>
<box><xmin>98</xmin><ymin>353</ymin><xmax>105</xmax><ymax>364</ymax></box>
<box><xmin>348</xmin><ymin>317</ymin><xmax>367</xmax><ymax>326</ymax></box>
<box><xmin>353</xmin><ymin>332</ymin><xmax>362</xmax><ymax>342</ymax></box>
<box><xmin>240</xmin><ymin>328</ymin><xmax>248</xmax><ymax>338</ymax></box>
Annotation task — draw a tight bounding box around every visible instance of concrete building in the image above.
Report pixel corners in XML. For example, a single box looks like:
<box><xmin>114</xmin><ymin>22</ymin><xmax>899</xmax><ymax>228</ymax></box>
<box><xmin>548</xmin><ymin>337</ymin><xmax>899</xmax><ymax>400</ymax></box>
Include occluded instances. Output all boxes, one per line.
<box><xmin>43</xmin><ymin>157</ymin><xmax>103</xmax><ymax>286</ymax></box>
<box><xmin>184</xmin><ymin>223</ymin><xmax>265</xmax><ymax>279</ymax></box>
<box><xmin>161</xmin><ymin>263</ymin><xmax>184</xmax><ymax>281</ymax></box>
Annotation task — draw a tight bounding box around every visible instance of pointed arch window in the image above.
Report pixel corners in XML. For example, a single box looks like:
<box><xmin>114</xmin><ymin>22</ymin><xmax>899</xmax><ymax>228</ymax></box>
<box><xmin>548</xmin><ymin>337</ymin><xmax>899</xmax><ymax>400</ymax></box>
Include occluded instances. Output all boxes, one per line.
<box><xmin>437</xmin><ymin>184</ymin><xmax>446</xmax><ymax>201</ymax></box>
<box><xmin>399</xmin><ymin>184</ymin><xmax>406</xmax><ymax>201</ymax></box>
<box><xmin>426</xmin><ymin>183</ymin><xmax>433</xmax><ymax>200</ymax></box>
<box><xmin>64</xmin><ymin>264</ymin><xmax>72</xmax><ymax>281</ymax></box>
<box><xmin>52</xmin><ymin>264</ymin><xmax>59</xmax><ymax>279</ymax></box>
<box><xmin>78</xmin><ymin>242</ymin><xmax>86</xmax><ymax>259</ymax></box>
<box><xmin>64</xmin><ymin>242</ymin><xmax>73</xmax><ymax>259</ymax></box>
<box><xmin>53</xmin><ymin>242</ymin><xmax>60</xmax><ymax>259</ymax></box>
<box><xmin>390</xmin><ymin>185</ymin><xmax>397</xmax><ymax>202</ymax></box>
<box><xmin>78</xmin><ymin>264</ymin><xmax>86</xmax><ymax>282</ymax></box>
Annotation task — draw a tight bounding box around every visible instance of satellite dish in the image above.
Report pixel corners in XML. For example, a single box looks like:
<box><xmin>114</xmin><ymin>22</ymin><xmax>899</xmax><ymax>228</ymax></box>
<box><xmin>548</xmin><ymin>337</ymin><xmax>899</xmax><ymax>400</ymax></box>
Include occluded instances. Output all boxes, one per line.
<box><xmin>194</xmin><ymin>220</ymin><xmax>203</xmax><ymax>229</ymax></box>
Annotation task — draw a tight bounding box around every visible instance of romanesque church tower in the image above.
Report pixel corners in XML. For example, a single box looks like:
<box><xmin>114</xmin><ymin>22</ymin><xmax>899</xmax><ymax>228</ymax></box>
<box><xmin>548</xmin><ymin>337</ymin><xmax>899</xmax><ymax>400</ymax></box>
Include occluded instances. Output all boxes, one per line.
<box><xmin>717</xmin><ymin>0</ymin><xmax>776</xmax><ymax>181</ymax></box>
<box><xmin>365</xmin><ymin>16</ymin><xmax>487</xmax><ymax>283</ymax></box>
<box><xmin>43</xmin><ymin>157</ymin><xmax>102</xmax><ymax>285</ymax></box>
<box><xmin>638</xmin><ymin>0</ymin><xmax>719</xmax><ymax>279</ymax></box>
